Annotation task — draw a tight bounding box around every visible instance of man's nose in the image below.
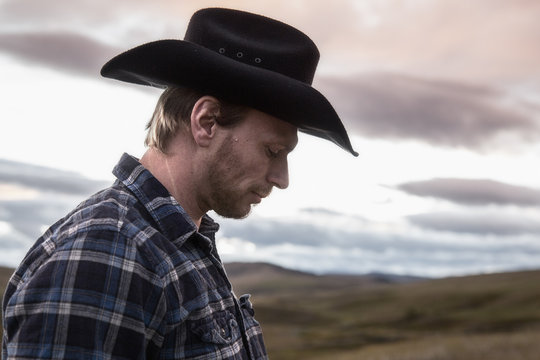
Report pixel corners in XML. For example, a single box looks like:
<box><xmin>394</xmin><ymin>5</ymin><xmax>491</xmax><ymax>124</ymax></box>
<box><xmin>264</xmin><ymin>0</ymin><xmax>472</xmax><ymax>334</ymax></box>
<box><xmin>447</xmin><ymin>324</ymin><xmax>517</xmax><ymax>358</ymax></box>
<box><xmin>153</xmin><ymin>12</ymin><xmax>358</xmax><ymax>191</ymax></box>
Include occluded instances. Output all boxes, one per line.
<box><xmin>267</xmin><ymin>158</ymin><xmax>289</xmax><ymax>189</ymax></box>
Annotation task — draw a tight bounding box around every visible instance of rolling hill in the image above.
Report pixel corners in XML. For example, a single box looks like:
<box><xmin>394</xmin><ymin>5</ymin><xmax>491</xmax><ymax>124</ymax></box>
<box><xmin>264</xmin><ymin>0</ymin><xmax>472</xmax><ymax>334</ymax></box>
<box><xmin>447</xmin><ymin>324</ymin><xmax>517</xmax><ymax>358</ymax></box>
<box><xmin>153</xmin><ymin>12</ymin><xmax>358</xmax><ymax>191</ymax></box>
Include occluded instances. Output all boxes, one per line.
<box><xmin>1</xmin><ymin>263</ymin><xmax>539</xmax><ymax>359</ymax></box>
<box><xmin>222</xmin><ymin>263</ymin><xmax>540</xmax><ymax>359</ymax></box>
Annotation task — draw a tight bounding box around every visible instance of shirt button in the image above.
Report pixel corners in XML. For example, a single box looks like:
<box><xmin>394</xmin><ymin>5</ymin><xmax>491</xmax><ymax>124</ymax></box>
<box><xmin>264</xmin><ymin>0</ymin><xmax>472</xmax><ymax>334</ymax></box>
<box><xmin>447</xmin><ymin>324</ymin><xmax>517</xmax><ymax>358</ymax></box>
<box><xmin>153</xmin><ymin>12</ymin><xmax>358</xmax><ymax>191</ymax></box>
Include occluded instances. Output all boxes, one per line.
<box><xmin>221</xmin><ymin>328</ymin><xmax>226</xmax><ymax>336</ymax></box>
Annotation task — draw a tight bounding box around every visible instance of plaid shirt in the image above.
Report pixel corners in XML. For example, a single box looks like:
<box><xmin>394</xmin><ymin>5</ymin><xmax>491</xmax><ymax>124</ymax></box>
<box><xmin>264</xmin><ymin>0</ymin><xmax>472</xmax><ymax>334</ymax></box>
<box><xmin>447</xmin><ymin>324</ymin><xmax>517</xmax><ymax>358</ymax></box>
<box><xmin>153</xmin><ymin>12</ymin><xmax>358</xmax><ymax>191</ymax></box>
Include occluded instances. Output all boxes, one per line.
<box><xmin>2</xmin><ymin>153</ymin><xmax>267</xmax><ymax>360</ymax></box>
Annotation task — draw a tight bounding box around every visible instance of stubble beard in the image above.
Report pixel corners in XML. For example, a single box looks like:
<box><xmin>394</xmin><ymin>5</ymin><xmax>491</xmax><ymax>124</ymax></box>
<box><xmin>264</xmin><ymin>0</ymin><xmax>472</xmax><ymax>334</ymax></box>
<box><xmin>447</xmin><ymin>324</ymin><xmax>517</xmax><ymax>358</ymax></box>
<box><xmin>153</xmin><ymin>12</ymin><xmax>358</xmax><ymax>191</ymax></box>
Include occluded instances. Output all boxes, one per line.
<box><xmin>206</xmin><ymin>137</ymin><xmax>256</xmax><ymax>219</ymax></box>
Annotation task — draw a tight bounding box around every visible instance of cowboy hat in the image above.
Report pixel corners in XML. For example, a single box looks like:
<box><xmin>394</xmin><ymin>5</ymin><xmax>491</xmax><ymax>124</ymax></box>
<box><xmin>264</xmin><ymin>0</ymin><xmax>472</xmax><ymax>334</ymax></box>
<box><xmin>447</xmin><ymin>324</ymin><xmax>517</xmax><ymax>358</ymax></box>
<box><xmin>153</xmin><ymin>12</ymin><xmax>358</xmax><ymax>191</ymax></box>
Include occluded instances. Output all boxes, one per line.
<box><xmin>101</xmin><ymin>7</ymin><xmax>358</xmax><ymax>156</ymax></box>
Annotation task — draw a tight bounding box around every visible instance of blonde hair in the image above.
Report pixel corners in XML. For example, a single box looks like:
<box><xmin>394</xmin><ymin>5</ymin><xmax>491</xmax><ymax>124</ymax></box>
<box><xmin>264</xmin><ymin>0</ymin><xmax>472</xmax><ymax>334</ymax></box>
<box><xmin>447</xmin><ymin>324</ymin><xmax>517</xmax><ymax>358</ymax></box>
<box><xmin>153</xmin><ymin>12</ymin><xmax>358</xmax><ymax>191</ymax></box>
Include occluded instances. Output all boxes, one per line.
<box><xmin>145</xmin><ymin>86</ymin><xmax>248</xmax><ymax>152</ymax></box>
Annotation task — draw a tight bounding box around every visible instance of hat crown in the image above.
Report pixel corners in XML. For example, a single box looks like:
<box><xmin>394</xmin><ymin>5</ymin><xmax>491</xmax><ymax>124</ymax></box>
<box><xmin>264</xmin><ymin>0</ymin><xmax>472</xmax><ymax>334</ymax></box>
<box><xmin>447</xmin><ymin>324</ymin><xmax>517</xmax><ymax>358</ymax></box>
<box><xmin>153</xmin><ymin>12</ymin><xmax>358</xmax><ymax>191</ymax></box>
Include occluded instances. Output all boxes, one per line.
<box><xmin>184</xmin><ymin>8</ymin><xmax>320</xmax><ymax>85</ymax></box>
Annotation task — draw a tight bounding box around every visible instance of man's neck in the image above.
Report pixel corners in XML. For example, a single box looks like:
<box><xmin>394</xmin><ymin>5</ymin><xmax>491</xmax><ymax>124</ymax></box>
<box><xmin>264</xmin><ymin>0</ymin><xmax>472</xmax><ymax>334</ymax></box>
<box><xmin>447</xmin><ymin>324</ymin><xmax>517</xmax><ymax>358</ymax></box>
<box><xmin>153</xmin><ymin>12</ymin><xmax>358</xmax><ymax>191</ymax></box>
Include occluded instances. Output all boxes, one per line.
<box><xmin>140</xmin><ymin>147</ymin><xmax>205</xmax><ymax>228</ymax></box>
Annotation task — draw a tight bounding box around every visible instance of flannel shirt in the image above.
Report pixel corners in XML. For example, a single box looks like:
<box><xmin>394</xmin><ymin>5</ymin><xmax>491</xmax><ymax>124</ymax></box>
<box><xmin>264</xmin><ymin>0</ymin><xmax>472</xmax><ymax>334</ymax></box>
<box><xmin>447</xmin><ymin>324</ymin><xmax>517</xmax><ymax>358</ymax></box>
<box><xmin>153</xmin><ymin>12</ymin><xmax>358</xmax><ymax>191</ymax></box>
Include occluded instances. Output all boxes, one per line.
<box><xmin>2</xmin><ymin>153</ymin><xmax>268</xmax><ymax>360</ymax></box>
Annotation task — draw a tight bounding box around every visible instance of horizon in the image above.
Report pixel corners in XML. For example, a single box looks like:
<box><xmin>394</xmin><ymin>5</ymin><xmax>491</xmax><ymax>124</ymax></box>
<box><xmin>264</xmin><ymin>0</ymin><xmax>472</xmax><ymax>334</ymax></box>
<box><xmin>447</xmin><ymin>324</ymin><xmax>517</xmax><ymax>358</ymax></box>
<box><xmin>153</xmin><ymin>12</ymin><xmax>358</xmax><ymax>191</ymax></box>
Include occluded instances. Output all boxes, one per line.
<box><xmin>1</xmin><ymin>257</ymin><xmax>539</xmax><ymax>280</ymax></box>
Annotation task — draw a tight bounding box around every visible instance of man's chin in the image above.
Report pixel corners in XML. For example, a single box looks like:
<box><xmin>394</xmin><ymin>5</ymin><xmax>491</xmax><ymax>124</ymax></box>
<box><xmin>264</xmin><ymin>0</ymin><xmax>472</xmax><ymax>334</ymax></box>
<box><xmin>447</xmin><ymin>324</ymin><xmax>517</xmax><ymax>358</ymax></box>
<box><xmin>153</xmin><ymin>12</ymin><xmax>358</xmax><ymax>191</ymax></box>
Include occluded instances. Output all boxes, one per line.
<box><xmin>214</xmin><ymin>205</ymin><xmax>252</xmax><ymax>220</ymax></box>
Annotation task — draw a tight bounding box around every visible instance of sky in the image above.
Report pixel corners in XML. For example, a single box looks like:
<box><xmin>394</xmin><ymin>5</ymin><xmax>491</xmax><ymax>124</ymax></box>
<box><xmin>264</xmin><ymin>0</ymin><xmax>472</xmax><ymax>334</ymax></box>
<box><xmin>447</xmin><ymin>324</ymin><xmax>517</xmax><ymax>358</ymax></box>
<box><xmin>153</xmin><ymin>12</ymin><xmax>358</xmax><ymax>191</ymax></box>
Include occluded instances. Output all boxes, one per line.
<box><xmin>1</xmin><ymin>0</ymin><xmax>540</xmax><ymax>277</ymax></box>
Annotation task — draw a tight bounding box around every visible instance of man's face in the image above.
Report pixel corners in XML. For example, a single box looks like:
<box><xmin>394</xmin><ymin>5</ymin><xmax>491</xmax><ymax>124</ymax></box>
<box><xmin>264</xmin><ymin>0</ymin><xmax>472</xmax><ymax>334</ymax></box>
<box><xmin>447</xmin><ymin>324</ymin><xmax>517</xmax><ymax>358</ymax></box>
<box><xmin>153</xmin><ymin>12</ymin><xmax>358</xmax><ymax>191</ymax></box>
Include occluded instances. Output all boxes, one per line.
<box><xmin>205</xmin><ymin>109</ymin><xmax>298</xmax><ymax>219</ymax></box>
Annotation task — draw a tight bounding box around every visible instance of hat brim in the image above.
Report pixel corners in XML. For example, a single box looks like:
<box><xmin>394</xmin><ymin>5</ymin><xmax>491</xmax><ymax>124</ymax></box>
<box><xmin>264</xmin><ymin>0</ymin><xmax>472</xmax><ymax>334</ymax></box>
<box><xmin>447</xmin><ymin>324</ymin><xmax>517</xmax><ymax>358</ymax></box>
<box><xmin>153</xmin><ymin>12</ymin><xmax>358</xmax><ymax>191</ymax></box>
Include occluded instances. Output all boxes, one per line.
<box><xmin>101</xmin><ymin>40</ymin><xmax>358</xmax><ymax>156</ymax></box>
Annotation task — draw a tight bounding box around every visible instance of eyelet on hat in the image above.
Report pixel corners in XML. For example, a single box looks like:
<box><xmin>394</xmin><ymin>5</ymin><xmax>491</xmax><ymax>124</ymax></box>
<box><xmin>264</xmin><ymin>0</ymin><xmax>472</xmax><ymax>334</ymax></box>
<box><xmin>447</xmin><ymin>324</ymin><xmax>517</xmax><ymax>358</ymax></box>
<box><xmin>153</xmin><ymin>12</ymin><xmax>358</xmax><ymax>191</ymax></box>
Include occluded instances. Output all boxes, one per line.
<box><xmin>236</xmin><ymin>52</ymin><xmax>243</xmax><ymax>58</ymax></box>
<box><xmin>254</xmin><ymin>57</ymin><xmax>262</xmax><ymax>64</ymax></box>
<box><xmin>219</xmin><ymin>48</ymin><xmax>226</xmax><ymax>54</ymax></box>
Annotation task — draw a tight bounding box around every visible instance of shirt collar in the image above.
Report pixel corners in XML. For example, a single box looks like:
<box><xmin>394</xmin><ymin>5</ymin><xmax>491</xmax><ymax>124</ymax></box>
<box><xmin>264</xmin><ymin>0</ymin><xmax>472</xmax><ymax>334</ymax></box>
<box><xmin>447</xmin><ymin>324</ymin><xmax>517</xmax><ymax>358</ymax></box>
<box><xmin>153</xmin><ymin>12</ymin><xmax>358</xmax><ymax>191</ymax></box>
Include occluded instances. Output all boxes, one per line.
<box><xmin>112</xmin><ymin>153</ymin><xmax>219</xmax><ymax>245</ymax></box>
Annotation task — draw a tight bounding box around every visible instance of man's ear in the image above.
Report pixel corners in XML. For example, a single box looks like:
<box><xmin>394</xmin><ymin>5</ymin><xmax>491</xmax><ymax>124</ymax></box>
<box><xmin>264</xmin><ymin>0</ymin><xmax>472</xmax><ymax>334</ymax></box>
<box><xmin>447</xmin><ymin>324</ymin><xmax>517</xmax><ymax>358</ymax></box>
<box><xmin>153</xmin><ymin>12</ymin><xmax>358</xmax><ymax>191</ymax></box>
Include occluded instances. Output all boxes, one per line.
<box><xmin>190</xmin><ymin>96</ymin><xmax>221</xmax><ymax>147</ymax></box>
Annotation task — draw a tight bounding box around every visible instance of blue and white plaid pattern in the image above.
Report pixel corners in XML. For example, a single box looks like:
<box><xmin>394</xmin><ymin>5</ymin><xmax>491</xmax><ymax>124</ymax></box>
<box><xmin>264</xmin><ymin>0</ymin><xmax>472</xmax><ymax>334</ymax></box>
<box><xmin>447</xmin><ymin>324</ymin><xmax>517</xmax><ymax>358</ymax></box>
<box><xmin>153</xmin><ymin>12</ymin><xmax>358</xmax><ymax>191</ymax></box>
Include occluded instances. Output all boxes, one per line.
<box><xmin>2</xmin><ymin>153</ymin><xmax>267</xmax><ymax>359</ymax></box>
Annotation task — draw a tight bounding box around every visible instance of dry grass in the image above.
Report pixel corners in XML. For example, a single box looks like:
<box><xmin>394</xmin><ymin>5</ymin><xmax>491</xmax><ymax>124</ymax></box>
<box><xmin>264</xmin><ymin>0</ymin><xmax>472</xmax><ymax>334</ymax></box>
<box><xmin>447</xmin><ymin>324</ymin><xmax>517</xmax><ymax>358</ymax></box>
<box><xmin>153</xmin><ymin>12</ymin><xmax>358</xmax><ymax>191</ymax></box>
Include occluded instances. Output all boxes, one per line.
<box><xmin>313</xmin><ymin>330</ymin><xmax>540</xmax><ymax>360</ymax></box>
<box><xmin>233</xmin><ymin>267</ymin><xmax>540</xmax><ymax>360</ymax></box>
<box><xmin>0</xmin><ymin>266</ymin><xmax>15</xmax><ymax>341</ymax></box>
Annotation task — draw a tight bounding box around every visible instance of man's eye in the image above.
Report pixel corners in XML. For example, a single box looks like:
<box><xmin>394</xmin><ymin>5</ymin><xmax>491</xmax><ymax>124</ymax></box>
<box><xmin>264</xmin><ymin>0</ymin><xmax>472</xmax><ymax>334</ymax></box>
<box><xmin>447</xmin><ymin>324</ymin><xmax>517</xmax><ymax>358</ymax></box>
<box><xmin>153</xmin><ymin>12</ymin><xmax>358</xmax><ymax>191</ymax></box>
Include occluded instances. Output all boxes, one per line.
<box><xmin>266</xmin><ymin>147</ymin><xmax>280</xmax><ymax>158</ymax></box>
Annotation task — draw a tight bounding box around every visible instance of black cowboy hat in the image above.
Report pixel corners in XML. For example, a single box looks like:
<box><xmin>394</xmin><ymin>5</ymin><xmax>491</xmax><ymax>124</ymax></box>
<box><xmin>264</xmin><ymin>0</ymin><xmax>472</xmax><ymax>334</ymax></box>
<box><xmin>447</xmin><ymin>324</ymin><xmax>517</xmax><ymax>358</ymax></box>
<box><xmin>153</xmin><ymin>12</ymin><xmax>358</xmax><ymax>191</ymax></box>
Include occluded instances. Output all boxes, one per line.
<box><xmin>101</xmin><ymin>7</ymin><xmax>358</xmax><ymax>156</ymax></box>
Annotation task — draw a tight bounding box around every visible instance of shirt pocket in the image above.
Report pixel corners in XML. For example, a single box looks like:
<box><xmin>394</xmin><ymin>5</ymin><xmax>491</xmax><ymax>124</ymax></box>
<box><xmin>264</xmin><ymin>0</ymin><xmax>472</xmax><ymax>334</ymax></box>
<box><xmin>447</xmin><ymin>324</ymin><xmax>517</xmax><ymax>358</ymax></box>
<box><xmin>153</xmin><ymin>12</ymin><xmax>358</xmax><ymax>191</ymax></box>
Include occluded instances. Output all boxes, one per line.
<box><xmin>190</xmin><ymin>310</ymin><xmax>240</xmax><ymax>346</ymax></box>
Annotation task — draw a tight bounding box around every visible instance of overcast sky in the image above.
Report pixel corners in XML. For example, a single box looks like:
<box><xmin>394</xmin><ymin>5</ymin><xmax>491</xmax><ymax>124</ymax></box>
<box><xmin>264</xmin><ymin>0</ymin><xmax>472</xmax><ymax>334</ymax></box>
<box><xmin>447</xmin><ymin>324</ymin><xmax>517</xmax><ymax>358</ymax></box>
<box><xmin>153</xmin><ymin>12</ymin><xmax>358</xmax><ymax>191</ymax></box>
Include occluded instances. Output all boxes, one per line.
<box><xmin>1</xmin><ymin>0</ymin><xmax>539</xmax><ymax>277</ymax></box>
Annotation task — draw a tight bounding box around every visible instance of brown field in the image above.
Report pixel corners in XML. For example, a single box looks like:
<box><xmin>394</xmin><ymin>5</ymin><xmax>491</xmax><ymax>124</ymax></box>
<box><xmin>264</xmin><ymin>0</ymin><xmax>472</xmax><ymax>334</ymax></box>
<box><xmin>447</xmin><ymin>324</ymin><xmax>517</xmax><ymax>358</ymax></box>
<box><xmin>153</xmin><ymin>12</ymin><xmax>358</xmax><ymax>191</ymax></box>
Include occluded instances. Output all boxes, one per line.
<box><xmin>227</xmin><ymin>263</ymin><xmax>540</xmax><ymax>360</ymax></box>
<box><xmin>2</xmin><ymin>263</ymin><xmax>539</xmax><ymax>359</ymax></box>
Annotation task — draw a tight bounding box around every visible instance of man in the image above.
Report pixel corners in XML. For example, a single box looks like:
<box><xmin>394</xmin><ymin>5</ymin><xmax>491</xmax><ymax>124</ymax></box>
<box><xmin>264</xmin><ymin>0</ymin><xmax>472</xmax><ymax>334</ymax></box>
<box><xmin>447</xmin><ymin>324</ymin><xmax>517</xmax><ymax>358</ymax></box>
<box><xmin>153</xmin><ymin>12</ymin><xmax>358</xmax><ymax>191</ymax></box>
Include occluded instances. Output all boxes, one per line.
<box><xmin>2</xmin><ymin>8</ymin><xmax>357</xmax><ymax>360</ymax></box>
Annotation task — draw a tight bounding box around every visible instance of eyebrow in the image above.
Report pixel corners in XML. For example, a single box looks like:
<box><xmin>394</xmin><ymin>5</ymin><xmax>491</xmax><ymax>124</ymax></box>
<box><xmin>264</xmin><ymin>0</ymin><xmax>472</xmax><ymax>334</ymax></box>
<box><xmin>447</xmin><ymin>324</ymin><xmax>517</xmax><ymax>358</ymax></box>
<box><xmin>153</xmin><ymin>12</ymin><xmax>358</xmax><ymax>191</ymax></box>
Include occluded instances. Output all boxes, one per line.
<box><xmin>262</xmin><ymin>124</ymin><xmax>298</xmax><ymax>152</ymax></box>
<box><xmin>269</xmin><ymin>134</ymin><xmax>298</xmax><ymax>152</ymax></box>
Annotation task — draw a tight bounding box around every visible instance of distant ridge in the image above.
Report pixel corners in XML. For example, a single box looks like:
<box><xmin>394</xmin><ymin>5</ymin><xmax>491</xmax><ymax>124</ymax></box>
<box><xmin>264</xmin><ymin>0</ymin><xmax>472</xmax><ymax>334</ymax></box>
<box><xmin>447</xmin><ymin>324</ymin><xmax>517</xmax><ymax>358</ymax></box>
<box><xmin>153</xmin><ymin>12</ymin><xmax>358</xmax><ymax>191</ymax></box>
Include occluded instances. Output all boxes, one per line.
<box><xmin>224</xmin><ymin>261</ymin><xmax>426</xmax><ymax>296</ymax></box>
<box><xmin>224</xmin><ymin>261</ymin><xmax>312</xmax><ymax>278</ymax></box>
<box><xmin>225</xmin><ymin>261</ymin><xmax>426</xmax><ymax>282</ymax></box>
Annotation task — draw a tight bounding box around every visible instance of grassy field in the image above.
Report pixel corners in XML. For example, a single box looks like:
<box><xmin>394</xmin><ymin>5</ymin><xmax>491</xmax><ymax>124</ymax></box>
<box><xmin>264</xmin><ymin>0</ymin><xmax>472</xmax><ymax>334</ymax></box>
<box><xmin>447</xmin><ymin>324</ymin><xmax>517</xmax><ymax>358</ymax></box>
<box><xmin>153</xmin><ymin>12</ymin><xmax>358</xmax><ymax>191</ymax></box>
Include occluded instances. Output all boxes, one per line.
<box><xmin>228</xmin><ymin>265</ymin><xmax>540</xmax><ymax>360</ymax></box>
<box><xmin>1</xmin><ymin>264</ymin><xmax>539</xmax><ymax>359</ymax></box>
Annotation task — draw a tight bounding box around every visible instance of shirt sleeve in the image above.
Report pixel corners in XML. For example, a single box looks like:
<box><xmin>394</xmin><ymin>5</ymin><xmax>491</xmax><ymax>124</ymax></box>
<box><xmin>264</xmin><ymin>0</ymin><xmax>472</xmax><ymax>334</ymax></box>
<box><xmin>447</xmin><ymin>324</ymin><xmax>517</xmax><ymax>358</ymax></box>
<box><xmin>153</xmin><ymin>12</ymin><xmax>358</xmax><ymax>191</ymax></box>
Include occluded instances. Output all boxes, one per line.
<box><xmin>2</xmin><ymin>232</ymin><xmax>168</xmax><ymax>360</ymax></box>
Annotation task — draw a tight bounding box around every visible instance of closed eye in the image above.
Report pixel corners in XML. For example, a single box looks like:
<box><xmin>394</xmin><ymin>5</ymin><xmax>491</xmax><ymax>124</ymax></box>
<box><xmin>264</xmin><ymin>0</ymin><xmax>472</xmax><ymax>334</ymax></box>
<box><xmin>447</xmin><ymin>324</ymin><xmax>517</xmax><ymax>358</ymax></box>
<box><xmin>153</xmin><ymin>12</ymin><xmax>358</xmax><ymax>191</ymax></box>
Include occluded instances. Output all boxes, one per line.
<box><xmin>266</xmin><ymin>147</ymin><xmax>280</xmax><ymax>159</ymax></box>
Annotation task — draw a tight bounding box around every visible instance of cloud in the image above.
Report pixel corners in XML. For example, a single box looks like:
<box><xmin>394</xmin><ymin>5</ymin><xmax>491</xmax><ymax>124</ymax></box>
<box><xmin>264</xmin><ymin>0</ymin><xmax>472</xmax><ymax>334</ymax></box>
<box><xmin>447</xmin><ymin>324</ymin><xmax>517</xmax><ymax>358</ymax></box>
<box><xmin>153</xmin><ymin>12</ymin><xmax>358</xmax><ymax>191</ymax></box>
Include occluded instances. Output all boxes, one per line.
<box><xmin>0</xmin><ymin>0</ymin><xmax>151</xmax><ymax>28</ymax></box>
<box><xmin>318</xmin><ymin>73</ymin><xmax>540</xmax><ymax>150</ymax></box>
<box><xmin>299</xmin><ymin>207</ymin><xmax>345</xmax><ymax>217</ymax></box>
<box><xmin>2</xmin><ymin>0</ymin><xmax>540</xmax><ymax>84</ymax></box>
<box><xmin>216</xmin><ymin>214</ymin><xmax>540</xmax><ymax>276</ymax></box>
<box><xmin>0</xmin><ymin>158</ymin><xmax>110</xmax><ymax>238</ymax></box>
<box><xmin>397</xmin><ymin>178</ymin><xmax>540</xmax><ymax>207</ymax></box>
<box><xmin>0</xmin><ymin>32</ymin><xmax>121</xmax><ymax>77</ymax></box>
<box><xmin>308</xmin><ymin>0</ymin><xmax>540</xmax><ymax>83</ymax></box>
<box><xmin>0</xmin><ymin>158</ymin><xmax>110</xmax><ymax>196</ymax></box>
<box><xmin>0</xmin><ymin>159</ymin><xmax>111</xmax><ymax>264</ymax></box>
<box><xmin>408</xmin><ymin>211</ymin><xmax>540</xmax><ymax>236</ymax></box>
<box><xmin>218</xmin><ymin>214</ymin><xmax>465</xmax><ymax>253</ymax></box>
<box><xmin>0</xmin><ymin>197</ymin><xmax>76</xmax><ymax>239</ymax></box>
<box><xmin>398</xmin><ymin>178</ymin><xmax>540</xmax><ymax>236</ymax></box>
<box><xmin>0</xmin><ymin>0</ymin><xmax>200</xmax><ymax>45</ymax></box>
